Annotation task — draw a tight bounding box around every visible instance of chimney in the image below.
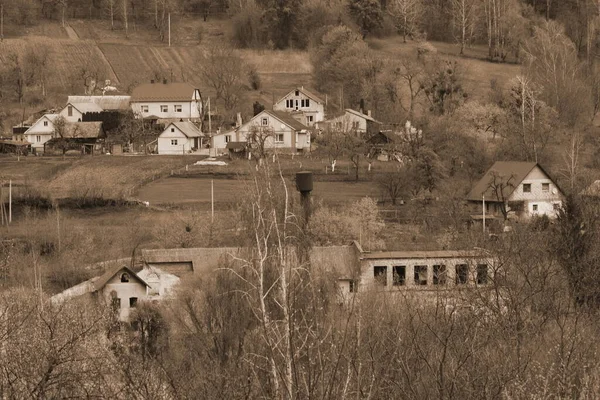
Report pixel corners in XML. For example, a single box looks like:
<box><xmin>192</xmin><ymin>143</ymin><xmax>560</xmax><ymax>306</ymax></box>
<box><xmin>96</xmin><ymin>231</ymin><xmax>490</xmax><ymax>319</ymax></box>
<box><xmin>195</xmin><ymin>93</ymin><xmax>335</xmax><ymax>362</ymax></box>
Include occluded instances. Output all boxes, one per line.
<box><xmin>151</xmin><ymin>79</ymin><xmax>155</xmax><ymax>84</ymax></box>
<box><xmin>236</xmin><ymin>112</ymin><xmax>242</xmax><ymax>128</ymax></box>
<box><xmin>367</xmin><ymin>110</ymin><xmax>371</xmax><ymax>117</ymax></box>
<box><xmin>163</xmin><ymin>79</ymin><xmax>168</xmax><ymax>84</ymax></box>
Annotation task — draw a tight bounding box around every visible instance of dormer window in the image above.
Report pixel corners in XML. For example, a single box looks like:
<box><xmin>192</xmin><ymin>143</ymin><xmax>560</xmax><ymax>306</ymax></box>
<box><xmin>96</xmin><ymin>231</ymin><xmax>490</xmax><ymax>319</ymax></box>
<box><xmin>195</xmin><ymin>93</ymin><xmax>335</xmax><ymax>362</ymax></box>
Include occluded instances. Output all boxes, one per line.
<box><xmin>171</xmin><ymin>127</ymin><xmax>175</xmax><ymax>132</ymax></box>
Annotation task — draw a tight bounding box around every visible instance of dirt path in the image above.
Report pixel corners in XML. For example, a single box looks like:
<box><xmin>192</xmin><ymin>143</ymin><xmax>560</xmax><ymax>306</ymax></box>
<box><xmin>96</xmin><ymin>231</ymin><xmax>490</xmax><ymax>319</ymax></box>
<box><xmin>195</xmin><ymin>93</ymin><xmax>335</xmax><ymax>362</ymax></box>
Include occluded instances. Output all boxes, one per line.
<box><xmin>64</xmin><ymin>24</ymin><xmax>80</xmax><ymax>40</ymax></box>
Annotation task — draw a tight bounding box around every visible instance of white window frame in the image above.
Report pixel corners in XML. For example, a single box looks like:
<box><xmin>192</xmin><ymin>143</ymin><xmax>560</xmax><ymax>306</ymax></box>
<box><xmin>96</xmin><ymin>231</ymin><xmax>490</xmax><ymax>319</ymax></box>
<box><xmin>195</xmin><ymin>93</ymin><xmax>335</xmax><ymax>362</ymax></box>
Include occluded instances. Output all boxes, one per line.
<box><xmin>542</xmin><ymin>183</ymin><xmax>550</xmax><ymax>192</ymax></box>
<box><xmin>225</xmin><ymin>135</ymin><xmax>231</xmax><ymax>143</ymax></box>
<box><xmin>275</xmin><ymin>133</ymin><xmax>284</xmax><ymax>143</ymax></box>
<box><xmin>141</xmin><ymin>105</ymin><xmax>149</xmax><ymax>113</ymax></box>
<box><xmin>261</xmin><ymin>117</ymin><xmax>268</xmax><ymax>126</ymax></box>
<box><xmin>160</xmin><ymin>105</ymin><xmax>168</xmax><ymax>113</ymax></box>
<box><xmin>171</xmin><ymin>139</ymin><xmax>178</xmax><ymax>145</ymax></box>
<box><xmin>36</xmin><ymin>135</ymin><xmax>41</xmax><ymax>142</ymax></box>
<box><xmin>43</xmin><ymin>121</ymin><xmax>48</xmax><ymax>127</ymax></box>
<box><xmin>174</xmin><ymin>104</ymin><xmax>182</xmax><ymax>112</ymax></box>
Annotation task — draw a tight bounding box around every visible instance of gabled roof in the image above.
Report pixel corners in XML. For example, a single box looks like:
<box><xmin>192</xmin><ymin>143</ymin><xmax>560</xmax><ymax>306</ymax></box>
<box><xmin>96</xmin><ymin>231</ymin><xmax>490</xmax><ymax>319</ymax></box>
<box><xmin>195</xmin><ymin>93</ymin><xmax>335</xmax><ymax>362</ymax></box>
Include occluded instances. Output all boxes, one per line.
<box><xmin>466</xmin><ymin>161</ymin><xmax>556</xmax><ymax>202</ymax></box>
<box><xmin>261</xmin><ymin>110</ymin><xmax>308</xmax><ymax>131</ymax></box>
<box><xmin>67</xmin><ymin>102</ymin><xmax>104</xmax><ymax>113</ymax></box>
<box><xmin>61</xmin><ymin>122</ymin><xmax>105</xmax><ymax>139</ymax></box>
<box><xmin>93</xmin><ymin>265</ymin><xmax>150</xmax><ymax>292</ymax></box>
<box><xmin>25</xmin><ymin>114</ymin><xmax>59</xmax><ymax>134</ymax></box>
<box><xmin>67</xmin><ymin>95</ymin><xmax>131</xmax><ymax>111</ymax></box>
<box><xmin>279</xmin><ymin>87</ymin><xmax>325</xmax><ymax>104</ymax></box>
<box><xmin>164</xmin><ymin>121</ymin><xmax>203</xmax><ymax>138</ymax></box>
<box><xmin>131</xmin><ymin>82</ymin><xmax>199</xmax><ymax>102</ymax></box>
<box><xmin>344</xmin><ymin>108</ymin><xmax>381</xmax><ymax>123</ymax></box>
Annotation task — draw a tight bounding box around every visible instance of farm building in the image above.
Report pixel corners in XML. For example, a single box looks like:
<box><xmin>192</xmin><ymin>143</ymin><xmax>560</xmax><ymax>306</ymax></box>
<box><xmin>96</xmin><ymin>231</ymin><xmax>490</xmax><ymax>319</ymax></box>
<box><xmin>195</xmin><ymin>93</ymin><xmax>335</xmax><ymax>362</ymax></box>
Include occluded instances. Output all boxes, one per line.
<box><xmin>467</xmin><ymin>161</ymin><xmax>564</xmax><ymax>221</ymax></box>
<box><xmin>157</xmin><ymin>121</ymin><xmax>204</xmax><ymax>154</ymax></box>
<box><xmin>131</xmin><ymin>81</ymin><xmax>202</xmax><ymax>123</ymax></box>
<box><xmin>59</xmin><ymin>102</ymin><xmax>104</xmax><ymax>122</ymax></box>
<box><xmin>46</xmin><ymin>121</ymin><xmax>106</xmax><ymax>154</ymax></box>
<box><xmin>273</xmin><ymin>86</ymin><xmax>325</xmax><ymax>127</ymax></box>
<box><xmin>318</xmin><ymin>109</ymin><xmax>381</xmax><ymax>135</ymax></box>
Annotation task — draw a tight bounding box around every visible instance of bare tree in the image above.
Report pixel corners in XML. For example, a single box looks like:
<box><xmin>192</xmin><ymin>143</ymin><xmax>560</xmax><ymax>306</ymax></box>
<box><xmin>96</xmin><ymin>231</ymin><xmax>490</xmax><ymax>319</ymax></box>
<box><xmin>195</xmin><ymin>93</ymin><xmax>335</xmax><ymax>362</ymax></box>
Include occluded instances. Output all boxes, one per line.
<box><xmin>103</xmin><ymin>0</ymin><xmax>118</xmax><ymax>30</ymax></box>
<box><xmin>197</xmin><ymin>45</ymin><xmax>244</xmax><ymax>112</ymax></box>
<box><xmin>246</xmin><ymin>125</ymin><xmax>273</xmax><ymax>163</ymax></box>
<box><xmin>388</xmin><ymin>0</ymin><xmax>422</xmax><ymax>43</ymax></box>
<box><xmin>450</xmin><ymin>0</ymin><xmax>479</xmax><ymax>55</ymax></box>
<box><xmin>24</xmin><ymin>46</ymin><xmax>50</xmax><ymax>97</ymax></box>
<box><xmin>486</xmin><ymin>170</ymin><xmax>516</xmax><ymax>220</ymax></box>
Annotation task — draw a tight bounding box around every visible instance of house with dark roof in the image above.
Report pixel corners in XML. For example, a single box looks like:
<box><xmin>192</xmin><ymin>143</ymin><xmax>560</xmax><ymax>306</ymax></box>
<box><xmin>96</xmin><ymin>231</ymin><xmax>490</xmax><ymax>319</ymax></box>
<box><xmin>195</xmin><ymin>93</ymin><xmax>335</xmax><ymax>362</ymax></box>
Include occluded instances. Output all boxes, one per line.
<box><xmin>273</xmin><ymin>86</ymin><xmax>325</xmax><ymax>126</ymax></box>
<box><xmin>157</xmin><ymin>121</ymin><xmax>204</xmax><ymax>154</ymax></box>
<box><xmin>467</xmin><ymin>161</ymin><xmax>564</xmax><ymax>221</ymax></box>
<box><xmin>213</xmin><ymin>110</ymin><xmax>311</xmax><ymax>153</ymax></box>
<box><xmin>130</xmin><ymin>81</ymin><xmax>202</xmax><ymax>123</ymax></box>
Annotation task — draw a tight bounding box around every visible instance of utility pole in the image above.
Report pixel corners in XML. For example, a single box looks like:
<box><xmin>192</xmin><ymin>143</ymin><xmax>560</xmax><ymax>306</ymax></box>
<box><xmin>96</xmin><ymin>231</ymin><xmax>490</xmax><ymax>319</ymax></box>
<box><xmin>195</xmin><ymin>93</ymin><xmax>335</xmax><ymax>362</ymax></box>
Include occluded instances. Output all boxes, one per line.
<box><xmin>211</xmin><ymin>179</ymin><xmax>214</xmax><ymax>224</ymax></box>
<box><xmin>1</xmin><ymin>2</ymin><xmax>4</xmax><ymax>42</ymax></box>
<box><xmin>168</xmin><ymin>12</ymin><xmax>171</xmax><ymax>47</ymax></box>
<box><xmin>482</xmin><ymin>194</ymin><xmax>486</xmax><ymax>234</ymax></box>
<box><xmin>8</xmin><ymin>180</ymin><xmax>11</xmax><ymax>224</ymax></box>
<box><xmin>208</xmin><ymin>97</ymin><xmax>212</xmax><ymax>135</ymax></box>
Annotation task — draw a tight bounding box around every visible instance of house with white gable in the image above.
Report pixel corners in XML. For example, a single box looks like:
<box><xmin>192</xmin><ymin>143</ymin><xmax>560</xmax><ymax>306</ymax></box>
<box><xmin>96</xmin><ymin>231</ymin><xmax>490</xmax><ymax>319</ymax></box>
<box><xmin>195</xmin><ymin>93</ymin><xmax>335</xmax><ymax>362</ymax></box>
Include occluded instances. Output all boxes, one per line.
<box><xmin>24</xmin><ymin>113</ymin><xmax>59</xmax><ymax>152</ymax></box>
<box><xmin>273</xmin><ymin>86</ymin><xmax>325</xmax><ymax>127</ymax></box>
<box><xmin>319</xmin><ymin>108</ymin><xmax>382</xmax><ymax>135</ymax></box>
<box><xmin>212</xmin><ymin>110</ymin><xmax>310</xmax><ymax>154</ymax></box>
<box><xmin>131</xmin><ymin>81</ymin><xmax>202</xmax><ymax>124</ymax></box>
<box><xmin>467</xmin><ymin>161</ymin><xmax>564</xmax><ymax>221</ymax></box>
<box><xmin>59</xmin><ymin>102</ymin><xmax>104</xmax><ymax>123</ymax></box>
<box><xmin>157</xmin><ymin>121</ymin><xmax>204</xmax><ymax>154</ymax></box>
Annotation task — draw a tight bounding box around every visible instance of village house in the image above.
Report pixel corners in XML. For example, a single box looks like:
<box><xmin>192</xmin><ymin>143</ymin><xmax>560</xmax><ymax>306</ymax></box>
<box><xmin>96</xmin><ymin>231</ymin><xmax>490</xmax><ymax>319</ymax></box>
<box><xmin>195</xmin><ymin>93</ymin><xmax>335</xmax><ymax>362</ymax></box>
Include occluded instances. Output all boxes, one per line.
<box><xmin>318</xmin><ymin>108</ymin><xmax>381</xmax><ymax>135</ymax></box>
<box><xmin>467</xmin><ymin>161</ymin><xmax>564</xmax><ymax>221</ymax></box>
<box><xmin>212</xmin><ymin>110</ymin><xmax>311</xmax><ymax>154</ymax></box>
<box><xmin>273</xmin><ymin>87</ymin><xmax>325</xmax><ymax>127</ymax></box>
<box><xmin>157</xmin><ymin>121</ymin><xmax>204</xmax><ymax>155</ymax></box>
<box><xmin>59</xmin><ymin>102</ymin><xmax>104</xmax><ymax>122</ymax></box>
<box><xmin>130</xmin><ymin>81</ymin><xmax>202</xmax><ymax>124</ymax></box>
<box><xmin>24</xmin><ymin>113</ymin><xmax>59</xmax><ymax>152</ymax></box>
<box><xmin>67</xmin><ymin>95</ymin><xmax>132</xmax><ymax>111</ymax></box>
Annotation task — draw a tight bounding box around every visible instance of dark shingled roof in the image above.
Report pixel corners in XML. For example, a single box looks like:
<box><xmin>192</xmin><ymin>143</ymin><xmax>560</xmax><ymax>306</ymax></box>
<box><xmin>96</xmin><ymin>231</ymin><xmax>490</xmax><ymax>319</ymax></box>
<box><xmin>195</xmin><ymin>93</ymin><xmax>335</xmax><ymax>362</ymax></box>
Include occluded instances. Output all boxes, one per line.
<box><xmin>264</xmin><ymin>110</ymin><xmax>308</xmax><ymax>131</ymax></box>
<box><xmin>132</xmin><ymin>82</ymin><xmax>198</xmax><ymax>102</ymax></box>
<box><xmin>466</xmin><ymin>161</ymin><xmax>553</xmax><ymax>202</ymax></box>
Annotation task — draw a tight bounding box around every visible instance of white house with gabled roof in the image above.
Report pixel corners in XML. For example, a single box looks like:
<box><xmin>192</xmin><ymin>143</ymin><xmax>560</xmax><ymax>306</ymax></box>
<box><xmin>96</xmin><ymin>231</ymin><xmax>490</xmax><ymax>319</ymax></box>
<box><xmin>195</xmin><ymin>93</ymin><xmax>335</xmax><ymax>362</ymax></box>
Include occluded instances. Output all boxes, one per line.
<box><xmin>273</xmin><ymin>86</ymin><xmax>325</xmax><ymax>127</ymax></box>
<box><xmin>59</xmin><ymin>102</ymin><xmax>104</xmax><ymax>123</ymax></box>
<box><xmin>131</xmin><ymin>82</ymin><xmax>202</xmax><ymax>123</ymax></box>
<box><xmin>24</xmin><ymin>113</ymin><xmax>59</xmax><ymax>152</ymax></box>
<box><xmin>157</xmin><ymin>121</ymin><xmax>204</xmax><ymax>154</ymax></box>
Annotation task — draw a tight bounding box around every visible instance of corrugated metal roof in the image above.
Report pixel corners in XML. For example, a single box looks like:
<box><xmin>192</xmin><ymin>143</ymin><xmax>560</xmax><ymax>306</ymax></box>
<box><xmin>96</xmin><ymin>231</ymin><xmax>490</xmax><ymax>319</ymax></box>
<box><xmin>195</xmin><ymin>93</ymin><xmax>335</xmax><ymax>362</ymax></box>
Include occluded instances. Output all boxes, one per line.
<box><xmin>69</xmin><ymin>102</ymin><xmax>104</xmax><ymax>113</ymax></box>
<box><xmin>67</xmin><ymin>95</ymin><xmax>131</xmax><ymax>110</ymax></box>
<box><xmin>264</xmin><ymin>110</ymin><xmax>308</xmax><ymax>131</ymax></box>
<box><xmin>131</xmin><ymin>82</ymin><xmax>198</xmax><ymax>102</ymax></box>
<box><xmin>168</xmin><ymin>121</ymin><xmax>203</xmax><ymax>138</ymax></box>
<box><xmin>466</xmin><ymin>161</ymin><xmax>540</xmax><ymax>202</ymax></box>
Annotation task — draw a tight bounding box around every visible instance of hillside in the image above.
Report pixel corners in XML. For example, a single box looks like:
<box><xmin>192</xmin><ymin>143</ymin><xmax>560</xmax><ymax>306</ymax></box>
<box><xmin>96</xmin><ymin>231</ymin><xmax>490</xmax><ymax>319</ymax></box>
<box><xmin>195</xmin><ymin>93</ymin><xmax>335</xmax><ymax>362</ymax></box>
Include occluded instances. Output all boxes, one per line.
<box><xmin>0</xmin><ymin>17</ymin><xmax>520</xmax><ymax>119</ymax></box>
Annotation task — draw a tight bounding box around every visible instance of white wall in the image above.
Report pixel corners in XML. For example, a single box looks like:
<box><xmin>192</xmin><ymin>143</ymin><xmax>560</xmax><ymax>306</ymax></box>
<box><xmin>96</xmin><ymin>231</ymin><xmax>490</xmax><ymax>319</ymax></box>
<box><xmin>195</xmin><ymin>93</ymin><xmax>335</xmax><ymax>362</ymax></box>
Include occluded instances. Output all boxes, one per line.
<box><xmin>157</xmin><ymin>126</ymin><xmax>194</xmax><ymax>154</ymax></box>
<box><xmin>508</xmin><ymin>166</ymin><xmax>563</xmax><ymax>218</ymax></box>
<box><xmin>102</xmin><ymin>274</ymin><xmax>148</xmax><ymax>321</ymax></box>
<box><xmin>321</xmin><ymin>112</ymin><xmax>367</xmax><ymax>133</ymax></box>
<box><xmin>59</xmin><ymin>105</ymin><xmax>83</xmax><ymax>123</ymax></box>
<box><xmin>25</xmin><ymin>118</ymin><xmax>55</xmax><ymax>151</ymax></box>
<box><xmin>131</xmin><ymin>100</ymin><xmax>201</xmax><ymax>120</ymax></box>
<box><xmin>273</xmin><ymin>91</ymin><xmax>324</xmax><ymax>125</ymax></box>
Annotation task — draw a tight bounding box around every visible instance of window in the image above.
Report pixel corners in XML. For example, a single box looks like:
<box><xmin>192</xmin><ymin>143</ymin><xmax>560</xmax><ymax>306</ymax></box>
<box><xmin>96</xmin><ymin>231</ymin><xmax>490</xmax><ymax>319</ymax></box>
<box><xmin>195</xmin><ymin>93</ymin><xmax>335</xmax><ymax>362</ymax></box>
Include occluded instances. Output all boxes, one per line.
<box><xmin>455</xmin><ymin>264</ymin><xmax>468</xmax><ymax>285</ymax></box>
<box><xmin>433</xmin><ymin>265</ymin><xmax>447</xmax><ymax>285</ymax></box>
<box><xmin>532</xmin><ymin>204</ymin><xmax>538</xmax><ymax>212</ymax></box>
<box><xmin>307</xmin><ymin>115</ymin><xmax>314</xmax><ymax>123</ymax></box>
<box><xmin>349</xmin><ymin>280</ymin><xmax>357</xmax><ymax>293</ymax></box>
<box><xmin>476</xmin><ymin>264</ymin><xmax>488</xmax><ymax>285</ymax></box>
<box><xmin>261</xmin><ymin>117</ymin><xmax>268</xmax><ymax>126</ymax></box>
<box><xmin>295</xmin><ymin>90</ymin><xmax>299</xmax><ymax>96</ymax></box>
<box><xmin>160</xmin><ymin>105</ymin><xmax>168</xmax><ymax>113</ymax></box>
<box><xmin>225</xmin><ymin>135</ymin><xmax>231</xmax><ymax>143</ymax></box>
<box><xmin>414</xmin><ymin>265</ymin><xmax>428</xmax><ymax>285</ymax></box>
<box><xmin>301</xmin><ymin>99</ymin><xmax>305</xmax><ymax>107</ymax></box>
<box><xmin>36</xmin><ymin>135</ymin><xmax>41</xmax><ymax>142</ymax></box>
<box><xmin>352</xmin><ymin>121</ymin><xmax>359</xmax><ymax>129</ymax></box>
<box><xmin>374</xmin><ymin>266</ymin><xmax>387</xmax><ymax>286</ymax></box>
<box><xmin>129</xmin><ymin>297</ymin><xmax>138</xmax><ymax>308</ymax></box>
<box><xmin>120</xmin><ymin>273</ymin><xmax>130</xmax><ymax>283</ymax></box>
<box><xmin>67</xmin><ymin>105</ymin><xmax>73</xmax><ymax>117</ymax></box>
<box><xmin>523</xmin><ymin>183</ymin><xmax>531</xmax><ymax>193</ymax></box>
<box><xmin>275</xmin><ymin>133</ymin><xmax>284</xmax><ymax>143</ymax></box>
<box><xmin>170</xmin><ymin>127</ymin><xmax>175</xmax><ymax>132</ymax></box>
<box><xmin>141</xmin><ymin>105</ymin><xmax>149</xmax><ymax>113</ymax></box>
<box><xmin>43</xmin><ymin>121</ymin><xmax>48</xmax><ymax>127</ymax></box>
<box><xmin>542</xmin><ymin>183</ymin><xmax>550</xmax><ymax>192</ymax></box>
<box><xmin>393</xmin><ymin>266</ymin><xmax>406</xmax><ymax>286</ymax></box>
<box><xmin>171</xmin><ymin>139</ymin><xmax>178</xmax><ymax>145</ymax></box>
<box><xmin>174</xmin><ymin>104</ymin><xmax>182</xmax><ymax>112</ymax></box>
<box><xmin>286</xmin><ymin>99</ymin><xmax>292</xmax><ymax>108</ymax></box>
<box><xmin>305</xmin><ymin>99</ymin><xmax>310</xmax><ymax>107</ymax></box>
<box><xmin>295</xmin><ymin>100</ymin><xmax>298</xmax><ymax>109</ymax></box>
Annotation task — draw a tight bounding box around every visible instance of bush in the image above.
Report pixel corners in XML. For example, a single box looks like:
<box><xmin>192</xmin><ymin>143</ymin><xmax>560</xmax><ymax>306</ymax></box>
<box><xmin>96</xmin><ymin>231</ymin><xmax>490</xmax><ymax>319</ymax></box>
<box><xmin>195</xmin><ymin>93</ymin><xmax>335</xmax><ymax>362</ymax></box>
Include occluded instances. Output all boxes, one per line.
<box><xmin>247</xmin><ymin>65</ymin><xmax>261</xmax><ymax>90</ymax></box>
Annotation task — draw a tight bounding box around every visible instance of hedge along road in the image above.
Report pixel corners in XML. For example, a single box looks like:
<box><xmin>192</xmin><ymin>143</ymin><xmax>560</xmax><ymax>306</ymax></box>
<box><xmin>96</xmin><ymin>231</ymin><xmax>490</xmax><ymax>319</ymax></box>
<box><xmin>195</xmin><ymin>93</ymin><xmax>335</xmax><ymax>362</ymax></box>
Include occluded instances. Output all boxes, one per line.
<box><xmin>136</xmin><ymin>177</ymin><xmax>380</xmax><ymax>206</ymax></box>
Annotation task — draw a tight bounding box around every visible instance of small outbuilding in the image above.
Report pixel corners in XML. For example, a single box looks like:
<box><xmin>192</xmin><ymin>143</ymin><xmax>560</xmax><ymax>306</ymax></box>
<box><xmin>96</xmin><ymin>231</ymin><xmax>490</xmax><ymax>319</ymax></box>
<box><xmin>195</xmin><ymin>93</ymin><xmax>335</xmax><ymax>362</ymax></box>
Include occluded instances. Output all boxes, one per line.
<box><xmin>157</xmin><ymin>121</ymin><xmax>204</xmax><ymax>155</ymax></box>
